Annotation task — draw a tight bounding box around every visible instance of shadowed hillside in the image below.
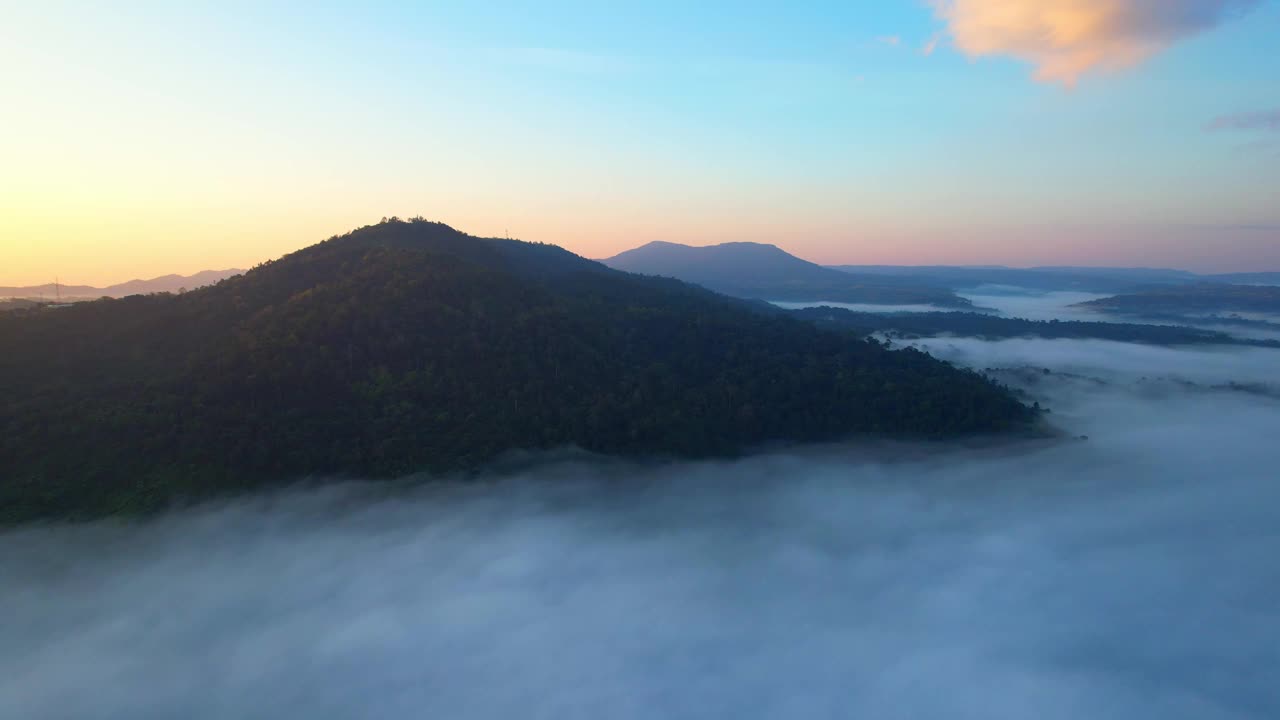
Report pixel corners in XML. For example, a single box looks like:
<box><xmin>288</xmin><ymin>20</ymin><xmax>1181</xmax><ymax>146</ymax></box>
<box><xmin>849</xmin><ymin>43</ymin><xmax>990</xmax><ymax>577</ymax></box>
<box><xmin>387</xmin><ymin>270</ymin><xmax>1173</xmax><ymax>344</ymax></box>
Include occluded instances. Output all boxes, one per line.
<box><xmin>0</xmin><ymin>219</ymin><xmax>1035</xmax><ymax>523</ymax></box>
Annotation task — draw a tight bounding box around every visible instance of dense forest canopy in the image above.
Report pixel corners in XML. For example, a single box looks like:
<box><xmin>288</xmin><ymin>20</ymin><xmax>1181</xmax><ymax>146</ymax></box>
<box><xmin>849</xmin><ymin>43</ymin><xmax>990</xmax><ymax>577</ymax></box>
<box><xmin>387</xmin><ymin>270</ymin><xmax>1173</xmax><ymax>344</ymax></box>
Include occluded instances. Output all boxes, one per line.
<box><xmin>0</xmin><ymin>219</ymin><xmax>1035</xmax><ymax>523</ymax></box>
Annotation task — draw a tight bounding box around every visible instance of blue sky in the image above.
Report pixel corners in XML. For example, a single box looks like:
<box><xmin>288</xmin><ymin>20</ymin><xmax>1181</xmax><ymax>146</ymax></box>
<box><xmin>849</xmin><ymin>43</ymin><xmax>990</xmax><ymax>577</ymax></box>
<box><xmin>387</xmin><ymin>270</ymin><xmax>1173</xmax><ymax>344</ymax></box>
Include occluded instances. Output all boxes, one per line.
<box><xmin>2</xmin><ymin>0</ymin><xmax>1278</xmax><ymax>284</ymax></box>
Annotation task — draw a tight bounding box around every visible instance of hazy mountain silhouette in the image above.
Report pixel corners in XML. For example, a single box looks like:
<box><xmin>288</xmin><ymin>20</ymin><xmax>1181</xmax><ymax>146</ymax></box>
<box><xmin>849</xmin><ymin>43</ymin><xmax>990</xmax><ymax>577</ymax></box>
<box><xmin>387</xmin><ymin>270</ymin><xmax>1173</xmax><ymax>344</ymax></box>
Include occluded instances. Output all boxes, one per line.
<box><xmin>604</xmin><ymin>241</ymin><xmax>972</xmax><ymax>307</ymax></box>
<box><xmin>827</xmin><ymin>265</ymin><xmax>1278</xmax><ymax>293</ymax></box>
<box><xmin>1075</xmin><ymin>283</ymin><xmax>1280</xmax><ymax>315</ymax></box>
<box><xmin>0</xmin><ymin>219</ymin><xmax>1034</xmax><ymax>523</ymax></box>
<box><xmin>789</xmin><ymin>306</ymin><xmax>1279</xmax><ymax>348</ymax></box>
<box><xmin>0</xmin><ymin>269</ymin><xmax>243</xmax><ymax>300</ymax></box>
<box><xmin>1210</xmin><ymin>272</ymin><xmax>1280</xmax><ymax>285</ymax></box>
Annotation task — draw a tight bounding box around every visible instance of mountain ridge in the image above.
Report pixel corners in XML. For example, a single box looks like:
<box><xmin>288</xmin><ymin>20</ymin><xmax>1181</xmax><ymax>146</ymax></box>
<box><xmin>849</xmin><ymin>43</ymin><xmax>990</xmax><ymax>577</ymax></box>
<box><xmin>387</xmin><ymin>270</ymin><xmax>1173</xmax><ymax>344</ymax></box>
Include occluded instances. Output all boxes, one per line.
<box><xmin>1074</xmin><ymin>283</ymin><xmax>1280</xmax><ymax>315</ymax></box>
<box><xmin>826</xmin><ymin>265</ymin><xmax>1280</xmax><ymax>293</ymax></box>
<box><xmin>0</xmin><ymin>219</ymin><xmax>1034</xmax><ymax>523</ymax></box>
<box><xmin>604</xmin><ymin>241</ymin><xmax>972</xmax><ymax>307</ymax></box>
<box><xmin>0</xmin><ymin>269</ymin><xmax>244</xmax><ymax>299</ymax></box>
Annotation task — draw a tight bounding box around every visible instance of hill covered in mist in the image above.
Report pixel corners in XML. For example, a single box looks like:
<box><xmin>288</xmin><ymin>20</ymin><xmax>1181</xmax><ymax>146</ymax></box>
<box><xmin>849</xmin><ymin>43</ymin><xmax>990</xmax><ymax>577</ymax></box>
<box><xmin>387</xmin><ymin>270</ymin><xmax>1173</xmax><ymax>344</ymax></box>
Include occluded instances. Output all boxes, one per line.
<box><xmin>603</xmin><ymin>241</ymin><xmax>971</xmax><ymax>307</ymax></box>
<box><xmin>0</xmin><ymin>219</ymin><xmax>1035</xmax><ymax>523</ymax></box>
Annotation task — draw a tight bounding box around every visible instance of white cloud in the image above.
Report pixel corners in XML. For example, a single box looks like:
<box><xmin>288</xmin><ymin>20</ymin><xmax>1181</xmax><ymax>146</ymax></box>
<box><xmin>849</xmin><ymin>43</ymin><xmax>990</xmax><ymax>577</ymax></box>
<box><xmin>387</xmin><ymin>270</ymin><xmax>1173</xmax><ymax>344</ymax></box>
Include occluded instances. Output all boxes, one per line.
<box><xmin>928</xmin><ymin>0</ymin><xmax>1262</xmax><ymax>85</ymax></box>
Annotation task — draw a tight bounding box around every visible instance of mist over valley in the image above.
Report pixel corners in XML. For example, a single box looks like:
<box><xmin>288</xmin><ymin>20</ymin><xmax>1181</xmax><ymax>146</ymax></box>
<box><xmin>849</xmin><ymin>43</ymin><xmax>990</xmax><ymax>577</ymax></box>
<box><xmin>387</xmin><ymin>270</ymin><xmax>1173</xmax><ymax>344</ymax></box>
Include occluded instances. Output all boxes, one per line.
<box><xmin>5</xmin><ymin>287</ymin><xmax>1279</xmax><ymax>719</ymax></box>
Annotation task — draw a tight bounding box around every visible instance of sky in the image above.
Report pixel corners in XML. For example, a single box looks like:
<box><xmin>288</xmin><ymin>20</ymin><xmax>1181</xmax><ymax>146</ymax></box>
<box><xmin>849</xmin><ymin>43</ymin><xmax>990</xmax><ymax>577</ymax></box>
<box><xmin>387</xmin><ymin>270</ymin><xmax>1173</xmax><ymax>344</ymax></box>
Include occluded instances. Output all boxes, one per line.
<box><xmin>2</xmin><ymin>0</ymin><xmax>1278</xmax><ymax>286</ymax></box>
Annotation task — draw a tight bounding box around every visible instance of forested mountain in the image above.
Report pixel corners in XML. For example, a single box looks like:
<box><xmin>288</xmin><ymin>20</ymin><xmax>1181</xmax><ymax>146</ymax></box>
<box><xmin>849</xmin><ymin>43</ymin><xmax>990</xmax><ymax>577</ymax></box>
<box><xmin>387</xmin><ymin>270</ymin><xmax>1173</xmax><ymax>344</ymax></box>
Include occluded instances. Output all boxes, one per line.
<box><xmin>0</xmin><ymin>269</ymin><xmax>243</xmax><ymax>300</ymax></box>
<box><xmin>0</xmin><ymin>219</ymin><xmax>1035</xmax><ymax>523</ymax></box>
<box><xmin>603</xmin><ymin>241</ymin><xmax>971</xmax><ymax>307</ymax></box>
<box><xmin>789</xmin><ymin>307</ymin><xmax>1280</xmax><ymax>347</ymax></box>
<box><xmin>1076</xmin><ymin>284</ymin><xmax>1280</xmax><ymax>315</ymax></box>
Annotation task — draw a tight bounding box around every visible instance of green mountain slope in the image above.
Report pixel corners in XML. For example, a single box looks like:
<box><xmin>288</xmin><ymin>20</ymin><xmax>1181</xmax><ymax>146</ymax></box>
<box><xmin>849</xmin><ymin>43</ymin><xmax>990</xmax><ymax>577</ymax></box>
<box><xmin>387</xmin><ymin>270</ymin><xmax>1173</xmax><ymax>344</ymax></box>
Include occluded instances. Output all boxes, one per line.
<box><xmin>0</xmin><ymin>219</ymin><xmax>1034</xmax><ymax>523</ymax></box>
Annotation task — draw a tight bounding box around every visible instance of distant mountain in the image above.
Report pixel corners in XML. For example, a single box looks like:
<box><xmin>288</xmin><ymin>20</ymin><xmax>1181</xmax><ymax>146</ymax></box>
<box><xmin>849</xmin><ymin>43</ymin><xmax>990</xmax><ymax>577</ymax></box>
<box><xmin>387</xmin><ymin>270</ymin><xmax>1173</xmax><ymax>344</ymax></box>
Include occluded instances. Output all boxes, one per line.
<box><xmin>1075</xmin><ymin>284</ymin><xmax>1280</xmax><ymax>316</ymax></box>
<box><xmin>788</xmin><ymin>307</ymin><xmax>1278</xmax><ymax>348</ymax></box>
<box><xmin>604</xmin><ymin>242</ymin><xmax>972</xmax><ymax>307</ymax></box>
<box><xmin>826</xmin><ymin>265</ymin><xmax>1203</xmax><ymax>294</ymax></box>
<box><xmin>0</xmin><ymin>269</ymin><xmax>243</xmax><ymax>300</ymax></box>
<box><xmin>100</xmin><ymin>269</ymin><xmax>245</xmax><ymax>296</ymax></box>
<box><xmin>827</xmin><ymin>265</ymin><xmax>1280</xmax><ymax>294</ymax></box>
<box><xmin>0</xmin><ymin>219</ymin><xmax>1033</xmax><ymax>523</ymax></box>
<box><xmin>1209</xmin><ymin>272</ymin><xmax>1280</xmax><ymax>286</ymax></box>
<box><xmin>1028</xmin><ymin>266</ymin><xmax>1199</xmax><ymax>282</ymax></box>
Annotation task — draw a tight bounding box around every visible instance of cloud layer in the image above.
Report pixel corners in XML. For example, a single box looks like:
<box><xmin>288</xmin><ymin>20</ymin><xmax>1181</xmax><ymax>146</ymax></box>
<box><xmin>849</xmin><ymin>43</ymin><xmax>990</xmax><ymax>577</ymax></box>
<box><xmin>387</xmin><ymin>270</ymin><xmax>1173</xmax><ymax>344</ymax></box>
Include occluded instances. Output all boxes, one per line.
<box><xmin>3</xmin><ymin>304</ymin><xmax>1280</xmax><ymax>718</ymax></box>
<box><xmin>929</xmin><ymin>0</ymin><xmax>1261</xmax><ymax>85</ymax></box>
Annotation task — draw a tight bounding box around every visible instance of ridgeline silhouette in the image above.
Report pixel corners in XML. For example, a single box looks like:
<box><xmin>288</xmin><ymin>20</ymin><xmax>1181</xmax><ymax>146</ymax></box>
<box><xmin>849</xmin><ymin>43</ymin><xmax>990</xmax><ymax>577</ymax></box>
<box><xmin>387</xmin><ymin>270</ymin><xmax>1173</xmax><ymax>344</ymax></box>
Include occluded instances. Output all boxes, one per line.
<box><xmin>0</xmin><ymin>219</ymin><xmax>1035</xmax><ymax>523</ymax></box>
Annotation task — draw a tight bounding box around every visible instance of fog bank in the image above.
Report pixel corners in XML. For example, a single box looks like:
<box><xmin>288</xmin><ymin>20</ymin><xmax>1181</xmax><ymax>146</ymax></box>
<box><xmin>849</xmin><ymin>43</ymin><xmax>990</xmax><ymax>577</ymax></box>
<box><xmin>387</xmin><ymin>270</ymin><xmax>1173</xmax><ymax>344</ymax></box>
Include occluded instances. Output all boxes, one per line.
<box><xmin>3</xmin><ymin>337</ymin><xmax>1279</xmax><ymax>719</ymax></box>
<box><xmin>959</xmin><ymin>289</ymin><xmax>1115</xmax><ymax>321</ymax></box>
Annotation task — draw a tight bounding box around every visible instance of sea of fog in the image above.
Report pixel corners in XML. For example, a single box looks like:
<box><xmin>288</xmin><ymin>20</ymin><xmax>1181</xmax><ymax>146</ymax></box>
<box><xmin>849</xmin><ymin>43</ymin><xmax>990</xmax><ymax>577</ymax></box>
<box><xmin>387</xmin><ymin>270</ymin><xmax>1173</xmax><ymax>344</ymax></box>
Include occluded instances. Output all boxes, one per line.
<box><xmin>4</xmin><ymin>295</ymin><xmax>1280</xmax><ymax>719</ymax></box>
<box><xmin>957</xmin><ymin>290</ymin><xmax>1280</xmax><ymax>344</ymax></box>
<box><xmin>774</xmin><ymin>290</ymin><xmax>1160</xmax><ymax>323</ymax></box>
<box><xmin>960</xmin><ymin>289</ymin><xmax>1120</xmax><ymax>321</ymax></box>
<box><xmin>772</xmin><ymin>288</ymin><xmax>1123</xmax><ymax>320</ymax></box>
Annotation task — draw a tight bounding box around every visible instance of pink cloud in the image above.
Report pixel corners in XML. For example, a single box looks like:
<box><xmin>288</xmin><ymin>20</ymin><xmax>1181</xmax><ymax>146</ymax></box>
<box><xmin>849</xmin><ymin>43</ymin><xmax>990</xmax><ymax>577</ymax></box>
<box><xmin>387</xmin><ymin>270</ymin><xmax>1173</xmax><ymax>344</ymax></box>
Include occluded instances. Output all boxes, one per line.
<box><xmin>928</xmin><ymin>0</ymin><xmax>1261</xmax><ymax>86</ymax></box>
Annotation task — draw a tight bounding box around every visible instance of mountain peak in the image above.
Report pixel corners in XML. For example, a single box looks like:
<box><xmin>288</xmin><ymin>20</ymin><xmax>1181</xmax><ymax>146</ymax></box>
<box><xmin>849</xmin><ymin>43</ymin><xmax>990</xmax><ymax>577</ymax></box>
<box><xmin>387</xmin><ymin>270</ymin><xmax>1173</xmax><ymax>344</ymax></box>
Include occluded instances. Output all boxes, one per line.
<box><xmin>0</xmin><ymin>221</ymin><xmax>1029</xmax><ymax>522</ymax></box>
<box><xmin>623</xmin><ymin>240</ymin><xmax>785</xmax><ymax>254</ymax></box>
<box><xmin>603</xmin><ymin>240</ymin><xmax>971</xmax><ymax>308</ymax></box>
